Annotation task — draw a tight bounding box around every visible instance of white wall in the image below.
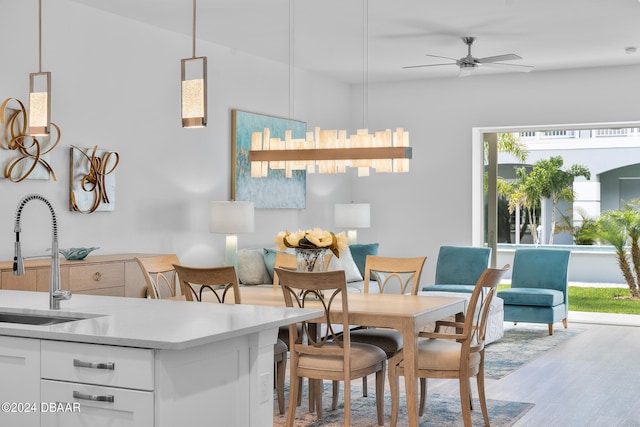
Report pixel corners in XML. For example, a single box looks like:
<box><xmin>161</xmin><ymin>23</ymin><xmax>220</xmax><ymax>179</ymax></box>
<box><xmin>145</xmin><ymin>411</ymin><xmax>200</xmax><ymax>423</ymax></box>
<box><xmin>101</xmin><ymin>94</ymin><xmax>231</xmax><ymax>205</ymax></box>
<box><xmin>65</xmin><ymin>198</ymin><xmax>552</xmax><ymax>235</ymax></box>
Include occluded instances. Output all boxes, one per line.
<box><xmin>2</xmin><ymin>1</ymin><xmax>639</xmax><ymax>284</ymax></box>
<box><xmin>0</xmin><ymin>0</ymin><xmax>352</xmax><ymax>266</ymax></box>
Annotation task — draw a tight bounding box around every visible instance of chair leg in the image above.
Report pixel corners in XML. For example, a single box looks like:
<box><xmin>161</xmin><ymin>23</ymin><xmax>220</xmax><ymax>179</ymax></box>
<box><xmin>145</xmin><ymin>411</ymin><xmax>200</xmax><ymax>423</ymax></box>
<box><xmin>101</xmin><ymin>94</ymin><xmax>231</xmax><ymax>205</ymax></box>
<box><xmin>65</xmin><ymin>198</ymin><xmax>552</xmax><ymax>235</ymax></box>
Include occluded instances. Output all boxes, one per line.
<box><xmin>332</xmin><ymin>381</ymin><xmax>339</xmax><ymax>410</ymax></box>
<box><xmin>419</xmin><ymin>378</ymin><xmax>426</xmax><ymax>416</ymax></box>
<box><xmin>286</xmin><ymin>370</ymin><xmax>300</xmax><ymax>427</ymax></box>
<box><xmin>477</xmin><ymin>361</ymin><xmax>490</xmax><ymax>427</ymax></box>
<box><xmin>459</xmin><ymin>375</ymin><xmax>473</xmax><ymax>427</ymax></box>
<box><xmin>314</xmin><ymin>379</ymin><xmax>323</xmax><ymax>419</ymax></box>
<box><xmin>297</xmin><ymin>377</ymin><xmax>303</xmax><ymax>407</ymax></box>
<box><xmin>362</xmin><ymin>375</ymin><xmax>368</xmax><ymax>397</ymax></box>
<box><xmin>343</xmin><ymin>380</ymin><xmax>351</xmax><ymax>427</ymax></box>
<box><xmin>389</xmin><ymin>354</ymin><xmax>401</xmax><ymax>427</ymax></box>
<box><xmin>548</xmin><ymin>323</ymin><xmax>554</xmax><ymax>335</ymax></box>
<box><xmin>376</xmin><ymin>361</ymin><xmax>386</xmax><ymax>426</ymax></box>
<box><xmin>562</xmin><ymin>318</ymin><xmax>568</xmax><ymax>328</ymax></box>
<box><xmin>276</xmin><ymin>356</ymin><xmax>287</xmax><ymax>414</ymax></box>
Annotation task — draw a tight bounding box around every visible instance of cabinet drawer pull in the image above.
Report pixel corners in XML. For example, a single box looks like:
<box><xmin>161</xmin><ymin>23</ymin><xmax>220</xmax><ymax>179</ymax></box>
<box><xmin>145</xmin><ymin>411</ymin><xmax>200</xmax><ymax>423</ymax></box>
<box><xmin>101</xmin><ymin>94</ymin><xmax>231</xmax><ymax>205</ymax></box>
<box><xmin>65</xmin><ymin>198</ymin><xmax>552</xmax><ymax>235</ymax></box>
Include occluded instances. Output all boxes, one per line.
<box><xmin>73</xmin><ymin>391</ymin><xmax>115</xmax><ymax>403</ymax></box>
<box><xmin>94</xmin><ymin>272</ymin><xmax>102</xmax><ymax>281</ymax></box>
<box><xmin>73</xmin><ymin>358</ymin><xmax>115</xmax><ymax>370</ymax></box>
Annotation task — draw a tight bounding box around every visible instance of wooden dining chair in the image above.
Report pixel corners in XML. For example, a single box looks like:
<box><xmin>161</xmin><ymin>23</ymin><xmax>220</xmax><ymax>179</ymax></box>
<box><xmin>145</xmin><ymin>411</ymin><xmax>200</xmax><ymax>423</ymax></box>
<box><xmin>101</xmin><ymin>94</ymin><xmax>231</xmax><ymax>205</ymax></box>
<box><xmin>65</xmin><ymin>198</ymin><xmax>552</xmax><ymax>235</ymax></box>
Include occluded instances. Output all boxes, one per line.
<box><xmin>275</xmin><ymin>268</ymin><xmax>387</xmax><ymax>427</ymax></box>
<box><xmin>135</xmin><ymin>254</ymin><xmax>181</xmax><ymax>299</ymax></box>
<box><xmin>171</xmin><ymin>264</ymin><xmax>288</xmax><ymax>414</ymax></box>
<box><xmin>350</xmin><ymin>255</ymin><xmax>427</xmax><ymax>395</ymax></box>
<box><xmin>387</xmin><ymin>264</ymin><xmax>510</xmax><ymax>427</ymax></box>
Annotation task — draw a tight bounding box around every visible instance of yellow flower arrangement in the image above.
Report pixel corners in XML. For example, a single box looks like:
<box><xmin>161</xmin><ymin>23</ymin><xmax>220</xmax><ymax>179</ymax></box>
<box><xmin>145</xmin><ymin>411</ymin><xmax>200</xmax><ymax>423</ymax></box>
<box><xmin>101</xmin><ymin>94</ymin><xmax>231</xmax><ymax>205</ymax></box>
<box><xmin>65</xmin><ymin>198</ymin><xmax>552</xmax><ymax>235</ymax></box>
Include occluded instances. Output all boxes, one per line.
<box><xmin>274</xmin><ymin>228</ymin><xmax>348</xmax><ymax>258</ymax></box>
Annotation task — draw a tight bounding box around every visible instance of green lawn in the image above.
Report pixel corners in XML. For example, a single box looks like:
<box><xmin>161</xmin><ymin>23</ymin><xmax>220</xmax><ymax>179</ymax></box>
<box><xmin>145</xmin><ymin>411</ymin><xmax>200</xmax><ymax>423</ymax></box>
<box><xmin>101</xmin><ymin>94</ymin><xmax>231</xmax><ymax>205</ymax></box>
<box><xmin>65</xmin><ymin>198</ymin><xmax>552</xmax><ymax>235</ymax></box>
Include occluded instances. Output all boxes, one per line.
<box><xmin>497</xmin><ymin>284</ymin><xmax>640</xmax><ymax>315</ymax></box>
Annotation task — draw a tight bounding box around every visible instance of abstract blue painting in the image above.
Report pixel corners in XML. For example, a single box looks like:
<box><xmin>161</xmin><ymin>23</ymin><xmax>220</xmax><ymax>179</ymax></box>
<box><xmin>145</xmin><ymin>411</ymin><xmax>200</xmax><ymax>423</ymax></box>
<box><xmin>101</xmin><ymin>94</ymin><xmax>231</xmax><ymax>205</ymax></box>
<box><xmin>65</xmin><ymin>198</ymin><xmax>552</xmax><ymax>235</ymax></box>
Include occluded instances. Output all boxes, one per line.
<box><xmin>232</xmin><ymin>110</ymin><xmax>306</xmax><ymax>209</ymax></box>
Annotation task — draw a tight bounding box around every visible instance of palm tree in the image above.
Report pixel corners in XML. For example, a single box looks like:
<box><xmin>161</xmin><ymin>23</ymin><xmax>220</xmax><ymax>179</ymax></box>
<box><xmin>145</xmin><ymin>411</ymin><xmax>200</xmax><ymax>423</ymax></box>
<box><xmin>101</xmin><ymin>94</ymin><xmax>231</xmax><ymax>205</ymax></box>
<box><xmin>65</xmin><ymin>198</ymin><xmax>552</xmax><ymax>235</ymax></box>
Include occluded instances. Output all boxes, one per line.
<box><xmin>525</xmin><ymin>156</ymin><xmax>590</xmax><ymax>244</ymax></box>
<box><xmin>594</xmin><ymin>211</ymin><xmax>639</xmax><ymax>299</ymax></box>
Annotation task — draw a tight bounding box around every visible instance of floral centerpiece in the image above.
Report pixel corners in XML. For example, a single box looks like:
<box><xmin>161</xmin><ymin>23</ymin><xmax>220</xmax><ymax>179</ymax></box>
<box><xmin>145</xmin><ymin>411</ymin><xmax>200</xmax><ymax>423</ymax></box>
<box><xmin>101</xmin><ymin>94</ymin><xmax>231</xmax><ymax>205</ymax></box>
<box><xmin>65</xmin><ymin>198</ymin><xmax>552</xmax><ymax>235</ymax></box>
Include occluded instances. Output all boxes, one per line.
<box><xmin>275</xmin><ymin>228</ymin><xmax>348</xmax><ymax>272</ymax></box>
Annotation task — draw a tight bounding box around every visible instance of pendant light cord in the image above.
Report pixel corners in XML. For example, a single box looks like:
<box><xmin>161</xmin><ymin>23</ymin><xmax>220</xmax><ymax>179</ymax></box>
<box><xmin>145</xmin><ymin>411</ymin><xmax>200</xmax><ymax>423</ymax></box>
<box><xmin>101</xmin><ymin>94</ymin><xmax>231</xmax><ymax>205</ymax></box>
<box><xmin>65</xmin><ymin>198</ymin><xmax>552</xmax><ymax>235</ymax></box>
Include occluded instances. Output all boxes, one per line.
<box><xmin>192</xmin><ymin>0</ymin><xmax>197</xmax><ymax>58</ymax></box>
<box><xmin>362</xmin><ymin>0</ymin><xmax>369</xmax><ymax>129</ymax></box>
<box><xmin>38</xmin><ymin>0</ymin><xmax>42</xmax><ymax>72</ymax></box>
<box><xmin>289</xmin><ymin>0</ymin><xmax>295</xmax><ymax>119</ymax></box>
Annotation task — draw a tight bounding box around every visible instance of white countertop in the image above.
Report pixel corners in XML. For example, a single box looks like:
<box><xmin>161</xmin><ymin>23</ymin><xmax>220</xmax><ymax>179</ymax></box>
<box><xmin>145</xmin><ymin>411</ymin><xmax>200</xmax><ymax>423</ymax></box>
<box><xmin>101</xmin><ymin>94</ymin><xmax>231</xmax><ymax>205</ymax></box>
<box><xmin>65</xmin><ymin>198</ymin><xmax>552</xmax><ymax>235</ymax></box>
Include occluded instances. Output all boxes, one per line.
<box><xmin>0</xmin><ymin>290</ymin><xmax>320</xmax><ymax>350</ymax></box>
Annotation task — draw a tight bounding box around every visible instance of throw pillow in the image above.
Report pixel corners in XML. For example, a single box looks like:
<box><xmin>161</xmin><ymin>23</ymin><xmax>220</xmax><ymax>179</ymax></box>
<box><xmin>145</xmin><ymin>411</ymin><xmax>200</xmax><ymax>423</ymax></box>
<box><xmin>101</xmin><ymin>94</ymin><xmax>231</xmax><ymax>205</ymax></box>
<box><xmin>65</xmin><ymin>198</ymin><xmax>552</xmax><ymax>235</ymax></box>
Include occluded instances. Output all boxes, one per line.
<box><xmin>349</xmin><ymin>243</ymin><xmax>379</xmax><ymax>278</ymax></box>
<box><xmin>237</xmin><ymin>248</ymin><xmax>271</xmax><ymax>285</ymax></box>
<box><xmin>328</xmin><ymin>246</ymin><xmax>363</xmax><ymax>282</ymax></box>
<box><xmin>263</xmin><ymin>248</ymin><xmax>282</xmax><ymax>281</ymax></box>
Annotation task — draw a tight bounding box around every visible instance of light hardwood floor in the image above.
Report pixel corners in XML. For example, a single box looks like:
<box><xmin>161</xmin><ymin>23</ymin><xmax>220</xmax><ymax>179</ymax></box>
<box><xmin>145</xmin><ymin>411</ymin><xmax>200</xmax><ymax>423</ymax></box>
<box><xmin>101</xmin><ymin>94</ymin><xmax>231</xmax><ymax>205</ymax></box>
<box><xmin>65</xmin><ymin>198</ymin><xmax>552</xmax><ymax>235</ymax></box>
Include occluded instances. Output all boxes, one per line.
<box><xmin>427</xmin><ymin>313</ymin><xmax>640</xmax><ymax>426</ymax></box>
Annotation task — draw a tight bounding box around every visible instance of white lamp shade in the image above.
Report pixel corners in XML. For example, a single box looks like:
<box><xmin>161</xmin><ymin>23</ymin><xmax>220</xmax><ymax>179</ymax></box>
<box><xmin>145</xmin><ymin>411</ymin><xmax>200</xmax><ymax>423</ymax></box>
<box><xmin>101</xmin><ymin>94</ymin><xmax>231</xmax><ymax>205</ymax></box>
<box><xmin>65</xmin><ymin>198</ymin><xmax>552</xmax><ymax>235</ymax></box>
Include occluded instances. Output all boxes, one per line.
<box><xmin>334</xmin><ymin>203</ymin><xmax>371</xmax><ymax>228</ymax></box>
<box><xmin>210</xmin><ymin>201</ymin><xmax>255</xmax><ymax>234</ymax></box>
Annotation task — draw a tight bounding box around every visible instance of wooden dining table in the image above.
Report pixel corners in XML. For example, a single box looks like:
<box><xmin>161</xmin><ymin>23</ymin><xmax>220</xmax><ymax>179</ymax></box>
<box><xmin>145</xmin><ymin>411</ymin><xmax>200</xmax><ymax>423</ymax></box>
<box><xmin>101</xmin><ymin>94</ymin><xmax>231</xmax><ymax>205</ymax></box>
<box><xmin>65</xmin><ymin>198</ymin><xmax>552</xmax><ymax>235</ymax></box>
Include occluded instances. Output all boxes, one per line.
<box><xmin>198</xmin><ymin>285</ymin><xmax>466</xmax><ymax>427</ymax></box>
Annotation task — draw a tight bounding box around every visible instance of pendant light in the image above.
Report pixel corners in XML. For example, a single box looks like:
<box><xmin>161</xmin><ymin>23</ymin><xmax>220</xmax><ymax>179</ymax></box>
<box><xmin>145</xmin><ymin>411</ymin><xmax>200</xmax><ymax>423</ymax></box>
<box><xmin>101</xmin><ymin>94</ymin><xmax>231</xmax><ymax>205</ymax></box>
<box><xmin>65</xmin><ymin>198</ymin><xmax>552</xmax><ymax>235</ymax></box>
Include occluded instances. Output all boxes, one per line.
<box><xmin>28</xmin><ymin>0</ymin><xmax>51</xmax><ymax>137</ymax></box>
<box><xmin>248</xmin><ymin>0</ymin><xmax>412</xmax><ymax>178</ymax></box>
<box><xmin>181</xmin><ymin>0</ymin><xmax>207</xmax><ymax>128</ymax></box>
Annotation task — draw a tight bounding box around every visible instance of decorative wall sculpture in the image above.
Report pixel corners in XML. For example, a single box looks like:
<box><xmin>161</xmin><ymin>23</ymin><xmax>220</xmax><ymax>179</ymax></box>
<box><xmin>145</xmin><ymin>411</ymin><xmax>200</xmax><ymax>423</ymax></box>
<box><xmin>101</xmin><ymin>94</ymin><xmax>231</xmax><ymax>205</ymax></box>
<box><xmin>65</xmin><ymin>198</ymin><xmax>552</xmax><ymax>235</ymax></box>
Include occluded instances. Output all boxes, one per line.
<box><xmin>0</xmin><ymin>97</ymin><xmax>59</xmax><ymax>181</ymax></box>
<box><xmin>70</xmin><ymin>145</ymin><xmax>119</xmax><ymax>214</ymax></box>
<box><xmin>232</xmin><ymin>109</ymin><xmax>307</xmax><ymax>209</ymax></box>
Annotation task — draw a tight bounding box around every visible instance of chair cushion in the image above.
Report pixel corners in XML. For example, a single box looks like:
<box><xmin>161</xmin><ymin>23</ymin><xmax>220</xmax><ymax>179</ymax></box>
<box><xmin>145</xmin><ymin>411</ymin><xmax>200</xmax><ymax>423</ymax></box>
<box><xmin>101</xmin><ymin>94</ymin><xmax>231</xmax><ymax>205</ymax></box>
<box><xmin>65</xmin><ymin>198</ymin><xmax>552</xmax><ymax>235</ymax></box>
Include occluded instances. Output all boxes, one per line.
<box><xmin>421</xmin><ymin>284</ymin><xmax>476</xmax><ymax>293</ymax></box>
<box><xmin>298</xmin><ymin>342</ymin><xmax>386</xmax><ymax>372</ymax></box>
<box><xmin>399</xmin><ymin>339</ymin><xmax>480</xmax><ymax>371</ymax></box>
<box><xmin>350</xmin><ymin>328</ymin><xmax>403</xmax><ymax>358</ymax></box>
<box><xmin>498</xmin><ymin>287</ymin><xmax>564</xmax><ymax>307</ymax></box>
<box><xmin>434</xmin><ymin>246</ymin><xmax>491</xmax><ymax>286</ymax></box>
<box><xmin>274</xmin><ymin>338</ymin><xmax>288</xmax><ymax>355</ymax></box>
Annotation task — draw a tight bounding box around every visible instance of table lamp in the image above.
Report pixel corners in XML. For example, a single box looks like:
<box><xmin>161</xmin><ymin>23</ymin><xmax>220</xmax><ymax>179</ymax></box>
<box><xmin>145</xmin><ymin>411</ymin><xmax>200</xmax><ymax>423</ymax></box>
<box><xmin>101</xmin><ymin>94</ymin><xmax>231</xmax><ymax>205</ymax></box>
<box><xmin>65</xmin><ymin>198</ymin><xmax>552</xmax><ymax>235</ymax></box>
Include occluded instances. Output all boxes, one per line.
<box><xmin>210</xmin><ymin>201</ymin><xmax>254</xmax><ymax>270</ymax></box>
<box><xmin>334</xmin><ymin>203</ymin><xmax>370</xmax><ymax>244</ymax></box>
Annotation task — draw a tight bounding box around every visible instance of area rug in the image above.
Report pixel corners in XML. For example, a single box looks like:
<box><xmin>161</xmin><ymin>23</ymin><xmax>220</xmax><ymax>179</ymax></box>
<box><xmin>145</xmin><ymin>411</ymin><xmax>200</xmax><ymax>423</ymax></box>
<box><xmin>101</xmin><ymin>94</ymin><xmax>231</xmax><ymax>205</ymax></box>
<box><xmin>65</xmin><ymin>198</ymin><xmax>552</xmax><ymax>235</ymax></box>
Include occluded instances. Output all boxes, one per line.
<box><xmin>273</xmin><ymin>382</ymin><xmax>533</xmax><ymax>427</ymax></box>
<box><xmin>484</xmin><ymin>325</ymin><xmax>583</xmax><ymax>380</ymax></box>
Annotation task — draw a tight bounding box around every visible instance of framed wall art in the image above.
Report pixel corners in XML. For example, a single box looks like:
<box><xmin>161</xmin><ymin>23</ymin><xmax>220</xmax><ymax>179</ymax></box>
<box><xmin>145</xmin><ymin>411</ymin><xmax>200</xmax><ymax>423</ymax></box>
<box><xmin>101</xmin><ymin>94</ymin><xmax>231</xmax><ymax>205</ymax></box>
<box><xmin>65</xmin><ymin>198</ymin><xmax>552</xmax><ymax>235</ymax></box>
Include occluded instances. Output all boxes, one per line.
<box><xmin>232</xmin><ymin>109</ymin><xmax>306</xmax><ymax>209</ymax></box>
<box><xmin>70</xmin><ymin>145</ymin><xmax>119</xmax><ymax>214</ymax></box>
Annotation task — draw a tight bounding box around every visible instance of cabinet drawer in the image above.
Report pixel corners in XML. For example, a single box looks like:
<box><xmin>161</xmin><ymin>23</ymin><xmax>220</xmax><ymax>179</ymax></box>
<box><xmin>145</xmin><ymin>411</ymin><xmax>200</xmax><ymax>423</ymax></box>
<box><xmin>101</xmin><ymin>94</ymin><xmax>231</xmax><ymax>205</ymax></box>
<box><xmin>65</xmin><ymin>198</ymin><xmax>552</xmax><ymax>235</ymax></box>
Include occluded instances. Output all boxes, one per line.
<box><xmin>41</xmin><ymin>341</ymin><xmax>154</xmax><ymax>390</ymax></box>
<box><xmin>68</xmin><ymin>263</ymin><xmax>124</xmax><ymax>292</ymax></box>
<box><xmin>41</xmin><ymin>379</ymin><xmax>153</xmax><ymax>427</ymax></box>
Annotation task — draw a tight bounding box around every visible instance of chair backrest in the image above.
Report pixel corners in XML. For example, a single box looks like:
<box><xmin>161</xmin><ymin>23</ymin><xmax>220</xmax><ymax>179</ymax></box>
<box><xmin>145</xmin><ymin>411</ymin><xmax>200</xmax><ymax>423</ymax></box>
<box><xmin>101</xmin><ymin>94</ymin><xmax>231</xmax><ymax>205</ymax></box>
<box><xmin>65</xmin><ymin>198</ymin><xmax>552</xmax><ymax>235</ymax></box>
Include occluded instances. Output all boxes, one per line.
<box><xmin>272</xmin><ymin>252</ymin><xmax>297</xmax><ymax>289</ymax></box>
<box><xmin>275</xmin><ymin>268</ymin><xmax>351</xmax><ymax>365</ymax></box>
<box><xmin>172</xmin><ymin>264</ymin><xmax>241</xmax><ymax>303</ymax></box>
<box><xmin>434</xmin><ymin>246</ymin><xmax>491</xmax><ymax>286</ymax></box>
<box><xmin>511</xmin><ymin>248</ymin><xmax>571</xmax><ymax>293</ymax></box>
<box><xmin>363</xmin><ymin>255</ymin><xmax>427</xmax><ymax>295</ymax></box>
<box><xmin>463</xmin><ymin>264</ymin><xmax>510</xmax><ymax>349</ymax></box>
<box><xmin>135</xmin><ymin>255</ymin><xmax>181</xmax><ymax>299</ymax></box>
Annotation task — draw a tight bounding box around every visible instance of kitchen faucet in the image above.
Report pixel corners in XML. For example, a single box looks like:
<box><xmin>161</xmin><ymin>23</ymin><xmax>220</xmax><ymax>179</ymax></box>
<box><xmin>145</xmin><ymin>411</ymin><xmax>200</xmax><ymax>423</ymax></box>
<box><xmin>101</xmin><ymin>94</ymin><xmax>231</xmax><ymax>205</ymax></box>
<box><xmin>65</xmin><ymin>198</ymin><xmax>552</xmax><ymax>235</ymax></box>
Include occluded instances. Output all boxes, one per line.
<box><xmin>13</xmin><ymin>193</ymin><xmax>71</xmax><ymax>310</ymax></box>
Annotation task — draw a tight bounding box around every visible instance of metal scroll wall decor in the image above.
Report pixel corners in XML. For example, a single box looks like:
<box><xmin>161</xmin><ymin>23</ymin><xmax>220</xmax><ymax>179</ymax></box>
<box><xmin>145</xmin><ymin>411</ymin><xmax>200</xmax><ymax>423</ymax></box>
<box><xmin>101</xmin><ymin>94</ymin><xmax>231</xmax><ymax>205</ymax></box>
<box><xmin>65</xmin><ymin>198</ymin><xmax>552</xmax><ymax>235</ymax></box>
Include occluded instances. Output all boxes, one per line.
<box><xmin>0</xmin><ymin>97</ymin><xmax>60</xmax><ymax>181</ymax></box>
<box><xmin>70</xmin><ymin>145</ymin><xmax>119</xmax><ymax>214</ymax></box>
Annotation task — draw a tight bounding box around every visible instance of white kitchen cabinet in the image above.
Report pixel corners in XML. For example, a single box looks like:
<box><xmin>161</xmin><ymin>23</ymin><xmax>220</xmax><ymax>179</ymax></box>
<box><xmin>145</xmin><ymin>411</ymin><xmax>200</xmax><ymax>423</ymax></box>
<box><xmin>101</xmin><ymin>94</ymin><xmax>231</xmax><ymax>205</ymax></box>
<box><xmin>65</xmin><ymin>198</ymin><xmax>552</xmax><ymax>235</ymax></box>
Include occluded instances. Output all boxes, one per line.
<box><xmin>40</xmin><ymin>341</ymin><xmax>154</xmax><ymax>427</ymax></box>
<box><xmin>0</xmin><ymin>336</ymin><xmax>41</xmax><ymax>427</ymax></box>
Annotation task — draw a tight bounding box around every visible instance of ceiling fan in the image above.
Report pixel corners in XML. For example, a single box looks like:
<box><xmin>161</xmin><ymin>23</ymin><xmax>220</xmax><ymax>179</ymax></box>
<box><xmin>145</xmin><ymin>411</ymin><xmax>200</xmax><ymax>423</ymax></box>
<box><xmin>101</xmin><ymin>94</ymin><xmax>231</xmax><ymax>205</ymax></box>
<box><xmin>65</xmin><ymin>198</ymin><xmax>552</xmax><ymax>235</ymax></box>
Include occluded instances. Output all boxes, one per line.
<box><xmin>404</xmin><ymin>36</ymin><xmax>534</xmax><ymax>77</ymax></box>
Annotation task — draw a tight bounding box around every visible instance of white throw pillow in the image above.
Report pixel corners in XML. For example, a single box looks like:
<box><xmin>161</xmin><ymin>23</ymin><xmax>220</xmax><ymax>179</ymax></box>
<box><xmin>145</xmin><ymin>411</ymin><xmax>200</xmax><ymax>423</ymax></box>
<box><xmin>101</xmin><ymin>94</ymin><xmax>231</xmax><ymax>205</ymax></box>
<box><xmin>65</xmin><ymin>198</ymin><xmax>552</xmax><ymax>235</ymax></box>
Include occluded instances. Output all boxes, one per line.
<box><xmin>237</xmin><ymin>249</ymin><xmax>272</xmax><ymax>285</ymax></box>
<box><xmin>328</xmin><ymin>246</ymin><xmax>363</xmax><ymax>283</ymax></box>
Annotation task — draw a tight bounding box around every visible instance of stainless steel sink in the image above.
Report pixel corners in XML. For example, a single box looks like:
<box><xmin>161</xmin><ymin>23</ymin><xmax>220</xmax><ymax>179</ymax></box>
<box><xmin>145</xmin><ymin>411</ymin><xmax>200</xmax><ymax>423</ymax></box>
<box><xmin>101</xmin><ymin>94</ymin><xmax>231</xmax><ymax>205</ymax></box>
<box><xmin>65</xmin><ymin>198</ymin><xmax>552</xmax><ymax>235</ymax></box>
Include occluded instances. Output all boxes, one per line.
<box><xmin>0</xmin><ymin>312</ymin><xmax>88</xmax><ymax>326</ymax></box>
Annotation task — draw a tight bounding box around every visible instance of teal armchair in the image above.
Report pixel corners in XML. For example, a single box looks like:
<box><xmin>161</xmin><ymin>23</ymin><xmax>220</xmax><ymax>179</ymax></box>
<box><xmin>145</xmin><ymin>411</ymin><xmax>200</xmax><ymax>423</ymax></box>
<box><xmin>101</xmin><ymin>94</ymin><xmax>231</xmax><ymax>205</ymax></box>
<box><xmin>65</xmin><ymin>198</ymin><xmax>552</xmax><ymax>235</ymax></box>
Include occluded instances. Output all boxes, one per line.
<box><xmin>497</xmin><ymin>248</ymin><xmax>571</xmax><ymax>335</ymax></box>
<box><xmin>421</xmin><ymin>246</ymin><xmax>491</xmax><ymax>293</ymax></box>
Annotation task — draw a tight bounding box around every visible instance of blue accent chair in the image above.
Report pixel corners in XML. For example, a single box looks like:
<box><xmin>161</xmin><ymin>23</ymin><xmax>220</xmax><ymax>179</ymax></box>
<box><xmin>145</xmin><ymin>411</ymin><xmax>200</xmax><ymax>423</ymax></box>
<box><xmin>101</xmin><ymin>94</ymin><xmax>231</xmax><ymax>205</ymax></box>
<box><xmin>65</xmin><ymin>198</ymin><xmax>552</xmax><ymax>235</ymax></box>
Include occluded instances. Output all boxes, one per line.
<box><xmin>497</xmin><ymin>248</ymin><xmax>571</xmax><ymax>335</ymax></box>
<box><xmin>421</xmin><ymin>246</ymin><xmax>492</xmax><ymax>294</ymax></box>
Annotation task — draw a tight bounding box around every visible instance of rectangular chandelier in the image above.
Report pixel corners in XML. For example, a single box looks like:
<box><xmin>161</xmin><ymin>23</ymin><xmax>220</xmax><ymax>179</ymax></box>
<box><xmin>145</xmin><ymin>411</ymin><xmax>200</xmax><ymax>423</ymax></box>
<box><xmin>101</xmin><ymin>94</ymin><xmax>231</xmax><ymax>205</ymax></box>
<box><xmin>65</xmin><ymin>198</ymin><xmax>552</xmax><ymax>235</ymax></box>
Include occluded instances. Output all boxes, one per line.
<box><xmin>248</xmin><ymin>127</ymin><xmax>411</xmax><ymax>178</ymax></box>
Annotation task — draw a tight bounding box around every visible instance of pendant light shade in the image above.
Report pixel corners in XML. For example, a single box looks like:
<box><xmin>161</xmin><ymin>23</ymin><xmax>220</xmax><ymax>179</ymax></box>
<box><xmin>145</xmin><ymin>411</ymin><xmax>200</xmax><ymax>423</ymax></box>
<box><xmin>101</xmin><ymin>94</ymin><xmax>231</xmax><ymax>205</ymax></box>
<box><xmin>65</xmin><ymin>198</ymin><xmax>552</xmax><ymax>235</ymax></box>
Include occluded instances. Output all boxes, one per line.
<box><xmin>28</xmin><ymin>71</ymin><xmax>51</xmax><ymax>136</ymax></box>
<box><xmin>181</xmin><ymin>0</ymin><xmax>207</xmax><ymax>128</ymax></box>
<box><xmin>28</xmin><ymin>0</ymin><xmax>50</xmax><ymax>137</ymax></box>
<box><xmin>181</xmin><ymin>56</ymin><xmax>207</xmax><ymax>128</ymax></box>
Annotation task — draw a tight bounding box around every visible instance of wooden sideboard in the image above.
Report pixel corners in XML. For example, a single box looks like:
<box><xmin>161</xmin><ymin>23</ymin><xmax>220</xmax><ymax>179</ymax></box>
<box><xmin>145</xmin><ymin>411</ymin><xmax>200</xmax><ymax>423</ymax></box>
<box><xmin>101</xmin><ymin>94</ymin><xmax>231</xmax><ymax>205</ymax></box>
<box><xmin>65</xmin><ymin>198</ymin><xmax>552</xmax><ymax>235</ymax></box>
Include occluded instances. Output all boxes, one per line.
<box><xmin>0</xmin><ymin>253</ymin><xmax>158</xmax><ymax>298</ymax></box>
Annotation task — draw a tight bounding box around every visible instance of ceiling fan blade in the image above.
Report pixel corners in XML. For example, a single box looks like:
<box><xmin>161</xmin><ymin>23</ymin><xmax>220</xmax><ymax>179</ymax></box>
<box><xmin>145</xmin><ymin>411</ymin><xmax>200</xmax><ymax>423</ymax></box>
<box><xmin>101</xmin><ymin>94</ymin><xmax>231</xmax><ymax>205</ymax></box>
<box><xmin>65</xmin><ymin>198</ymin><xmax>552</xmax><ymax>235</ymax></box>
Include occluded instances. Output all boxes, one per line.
<box><xmin>477</xmin><ymin>53</ymin><xmax>522</xmax><ymax>63</ymax></box>
<box><xmin>425</xmin><ymin>54</ymin><xmax>459</xmax><ymax>61</ymax></box>
<box><xmin>403</xmin><ymin>62</ymin><xmax>456</xmax><ymax>69</ymax></box>
<box><xmin>483</xmin><ymin>62</ymin><xmax>534</xmax><ymax>72</ymax></box>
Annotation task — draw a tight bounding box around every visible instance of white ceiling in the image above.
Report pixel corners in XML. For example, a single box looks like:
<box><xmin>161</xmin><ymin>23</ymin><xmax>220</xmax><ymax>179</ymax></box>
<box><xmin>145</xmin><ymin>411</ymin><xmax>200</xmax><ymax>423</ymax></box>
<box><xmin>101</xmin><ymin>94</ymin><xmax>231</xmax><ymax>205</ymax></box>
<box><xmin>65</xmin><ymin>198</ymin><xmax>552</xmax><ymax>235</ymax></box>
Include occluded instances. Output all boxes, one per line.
<box><xmin>71</xmin><ymin>0</ymin><xmax>640</xmax><ymax>84</ymax></box>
